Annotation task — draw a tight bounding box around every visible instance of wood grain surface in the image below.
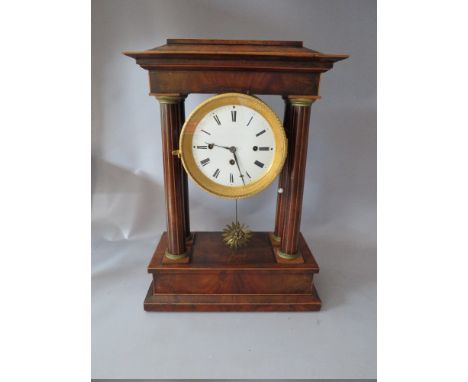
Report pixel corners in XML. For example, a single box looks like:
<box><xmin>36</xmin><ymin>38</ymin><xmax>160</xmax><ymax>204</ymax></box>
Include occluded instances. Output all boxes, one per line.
<box><xmin>144</xmin><ymin>232</ymin><xmax>321</xmax><ymax>311</ymax></box>
<box><xmin>124</xmin><ymin>39</ymin><xmax>348</xmax><ymax>311</ymax></box>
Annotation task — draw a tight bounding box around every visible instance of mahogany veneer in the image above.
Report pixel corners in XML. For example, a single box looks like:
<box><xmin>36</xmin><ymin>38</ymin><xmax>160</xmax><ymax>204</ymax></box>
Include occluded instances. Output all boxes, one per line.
<box><xmin>124</xmin><ymin>39</ymin><xmax>348</xmax><ymax>312</ymax></box>
<box><xmin>144</xmin><ymin>232</ymin><xmax>321</xmax><ymax>311</ymax></box>
<box><xmin>124</xmin><ymin>39</ymin><xmax>347</xmax><ymax>95</ymax></box>
<box><xmin>157</xmin><ymin>96</ymin><xmax>187</xmax><ymax>257</ymax></box>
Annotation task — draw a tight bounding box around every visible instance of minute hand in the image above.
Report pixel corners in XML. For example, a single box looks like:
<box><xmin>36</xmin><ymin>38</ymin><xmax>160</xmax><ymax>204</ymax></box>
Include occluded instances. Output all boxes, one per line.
<box><xmin>232</xmin><ymin>151</ymin><xmax>245</xmax><ymax>186</ymax></box>
<box><xmin>205</xmin><ymin>142</ymin><xmax>231</xmax><ymax>150</ymax></box>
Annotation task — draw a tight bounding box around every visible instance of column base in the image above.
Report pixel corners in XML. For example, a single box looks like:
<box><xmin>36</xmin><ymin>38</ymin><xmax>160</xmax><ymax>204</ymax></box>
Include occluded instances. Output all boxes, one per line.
<box><xmin>273</xmin><ymin>247</ymin><xmax>305</xmax><ymax>264</ymax></box>
<box><xmin>162</xmin><ymin>249</ymin><xmax>191</xmax><ymax>264</ymax></box>
<box><xmin>185</xmin><ymin>232</ymin><xmax>196</xmax><ymax>246</ymax></box>
<box><xmin>268</xmin><ymin>232</ymin><xmax>281</xmax><ymax>247</ymax></box>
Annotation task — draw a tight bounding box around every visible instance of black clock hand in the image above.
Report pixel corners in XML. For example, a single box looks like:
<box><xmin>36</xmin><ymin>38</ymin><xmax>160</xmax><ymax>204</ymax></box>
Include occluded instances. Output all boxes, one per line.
<box><xmin>205</xmin><ymin>142</ymin><xmax>231</xmax><ymax>150</ymax></box>
<box><xmin>232</xmin><ymin>150</ymin><xmax>245</xmax><ymax>186</ymax></box>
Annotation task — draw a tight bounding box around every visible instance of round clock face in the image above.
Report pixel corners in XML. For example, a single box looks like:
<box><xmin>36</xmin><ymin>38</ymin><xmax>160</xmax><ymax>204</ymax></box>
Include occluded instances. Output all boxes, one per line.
<box><xmin>180</xmin><ymin>93</ymin><xmax>287</xmax><ymax>199</ymax></box>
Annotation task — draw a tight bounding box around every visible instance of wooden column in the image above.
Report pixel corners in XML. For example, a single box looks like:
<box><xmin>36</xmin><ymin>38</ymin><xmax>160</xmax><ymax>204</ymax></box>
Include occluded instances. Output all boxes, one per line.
<box><xmin>179</xmin><ymin>101</ymin><xmax>192</xmax><ymax>241</ymax></box>
<box><xmin>278</xmin><ymin>96</ymin><xmax>317</xmax><ymax>259</ymax></box>
<box><xmin>273</xmin><ymin>98</ymin><xmax>292</xmax><ymax>243</ymax></box>
<box><xmin>155</xmin><ymin>94</ymin><xmax>188</xmax><ymax>259</ymax></box>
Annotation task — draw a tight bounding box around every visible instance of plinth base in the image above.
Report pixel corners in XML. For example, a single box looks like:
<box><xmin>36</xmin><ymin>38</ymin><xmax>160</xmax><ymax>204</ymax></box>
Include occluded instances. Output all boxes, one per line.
<box><xmin>144</xmin><ymin>231</ymin><xmax>321</xmax><ymax>312</ymax></box>
<box><xmin>144</xmin><ymin>281</ymin><xmax>321</xmax><ymax>312</ymax></box>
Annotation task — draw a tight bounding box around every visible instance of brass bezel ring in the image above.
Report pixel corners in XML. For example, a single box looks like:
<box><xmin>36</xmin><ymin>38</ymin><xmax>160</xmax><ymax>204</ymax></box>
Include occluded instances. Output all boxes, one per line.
<box><xmin>179</xmin><ymin>93</ymin><xmax>287</xmax><ymax>199</ymax></box>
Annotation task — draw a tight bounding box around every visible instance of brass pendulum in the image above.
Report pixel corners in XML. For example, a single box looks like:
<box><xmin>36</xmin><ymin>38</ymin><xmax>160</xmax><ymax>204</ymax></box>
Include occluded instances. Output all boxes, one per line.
<box><xmin>222</xmin><ymin>199</ymin><xmax>252</xmax><ymax>249</ymax></box>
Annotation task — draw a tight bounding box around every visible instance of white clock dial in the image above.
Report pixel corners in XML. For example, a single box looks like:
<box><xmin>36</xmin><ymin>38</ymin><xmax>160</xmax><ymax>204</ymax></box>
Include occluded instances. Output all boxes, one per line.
<box><xmin>191</xmin><ymin>104</ymin><xmax>276</xmax><ymax>187</ymax></box>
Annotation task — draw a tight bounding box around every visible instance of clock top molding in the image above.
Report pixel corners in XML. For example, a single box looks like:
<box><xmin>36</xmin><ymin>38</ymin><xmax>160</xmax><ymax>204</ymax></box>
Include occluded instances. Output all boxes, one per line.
<box><xmin>124</xmin><ymin>39</ymin><xmax>348</xmax><ymax>96</ymax></box>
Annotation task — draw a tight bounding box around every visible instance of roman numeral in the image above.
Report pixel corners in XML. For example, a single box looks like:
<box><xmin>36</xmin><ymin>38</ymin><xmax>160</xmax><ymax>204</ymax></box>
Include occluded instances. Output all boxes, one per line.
<box><xmin>230</xmin><ymin>173</ymin><xmax>234</xmax><ymax>183</ymax></box>
<box><xmin>246</xmin><ymin>171</ymin><xmax>251</xmax><ymax>179</ymax></box>
<box><xmin>213</xmin><ymin>115</ymin><xmax>221</xmax><ymax>125</ymax></box>
<box><xmin>196</xmin><ymin>145</ymin><xmax>208</xmax><ymax>149</ymax></box>
<box><xmin>259</xmin><ymin>146</ymin><xmax>270</xmax><ymax>151</ymax></box>
<box><xmin>231</xmin><ymin>110</ymin><xmax>237</xmax><ymax>122</ymax></box>
<box><xmin>213</xmin><ymin>168</ymin><xmax>220</xmax><ymax>178</ymax></box>
<box><xmin>256</xmin><ymin>129</ymin><xmax>266</xmax><ymax>137</ymax></box>
<box><xmin>200</xmin><ymin>158</ymin><xmax>210</xmax><ymax>167</ymax></box>
<box><xmin>201</xmin><ymin>129</ymin><xmax>211</xmax><ymax>135</ymax></box>
<box><xmin>247</xmin><ymin>116</ymin><xmax>253</xmax><ymax>126</ymax></box>
<box><xmin>254</xmin><ymin>160</ymin><xmax>264</xmax><ymax>168</ymax></box>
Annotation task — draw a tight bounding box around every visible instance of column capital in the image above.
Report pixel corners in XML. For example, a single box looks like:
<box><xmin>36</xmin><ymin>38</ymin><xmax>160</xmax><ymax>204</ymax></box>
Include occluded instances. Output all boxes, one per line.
<box><xmin>283</xmin><ymin>95</ymin><xmax>320</xmax><ymax>106</ymax></box>
<box><xmin>152</xmin><ymin>93</ymin><xmax>187</xmax><ymax>104</ymax></box>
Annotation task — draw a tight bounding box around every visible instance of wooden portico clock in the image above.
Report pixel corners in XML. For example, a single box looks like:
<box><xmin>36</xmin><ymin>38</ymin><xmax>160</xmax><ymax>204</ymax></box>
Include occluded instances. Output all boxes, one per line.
<box><xmin>124</xmin><ymin>39</ymin><xmax>348</xmax><ymax>311</ymax></box>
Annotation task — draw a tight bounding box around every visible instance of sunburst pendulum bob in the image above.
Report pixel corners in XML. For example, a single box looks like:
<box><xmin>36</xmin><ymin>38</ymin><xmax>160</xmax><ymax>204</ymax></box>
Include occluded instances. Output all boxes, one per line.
<box><xmin>222</xmin><ymin>199</ymin><xmax>252</xmax><ymax>249</ymax></box>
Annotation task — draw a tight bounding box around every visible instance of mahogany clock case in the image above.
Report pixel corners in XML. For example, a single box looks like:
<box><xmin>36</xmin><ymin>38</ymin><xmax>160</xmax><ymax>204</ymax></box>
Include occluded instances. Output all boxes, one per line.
<box><xmin>125</xmin><ymin>39</ymin><xmax>348</xmax><ymax>312</ymax></box>
<box><xmin>93</xmin><ymin>0</ymin><xmax>376</xmax><ymax>377</ymax></box>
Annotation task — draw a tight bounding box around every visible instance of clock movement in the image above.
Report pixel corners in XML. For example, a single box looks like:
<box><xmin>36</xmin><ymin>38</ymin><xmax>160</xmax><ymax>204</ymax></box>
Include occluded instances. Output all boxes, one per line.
<box><xmin>124</xmin><ymin>39</ymin><xmax>348</xmax><ymax>311</ymax></box>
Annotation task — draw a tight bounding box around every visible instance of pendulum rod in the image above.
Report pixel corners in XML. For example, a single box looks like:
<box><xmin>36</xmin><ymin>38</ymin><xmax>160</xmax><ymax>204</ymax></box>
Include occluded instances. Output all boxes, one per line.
<box><xmin>235</xmin><ymin>199</ymin><xmax>238</xmax><ymax>224</ymax></box>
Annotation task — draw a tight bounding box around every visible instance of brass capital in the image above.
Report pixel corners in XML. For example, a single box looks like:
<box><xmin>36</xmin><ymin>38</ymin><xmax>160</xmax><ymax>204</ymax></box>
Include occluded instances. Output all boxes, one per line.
<box><xmin>285</xmin><ymin>95</ymin><xmax>320</xmax><ymax>107</ymax></box>
<box><xmin>152</xmin><ymin>93</ymin><xmax>187</xmax><ymax>104</ymax></box>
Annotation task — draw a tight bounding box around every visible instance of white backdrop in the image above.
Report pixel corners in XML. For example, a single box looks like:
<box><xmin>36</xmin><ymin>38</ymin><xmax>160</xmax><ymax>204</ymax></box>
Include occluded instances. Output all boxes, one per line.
<box><xmin>92</xmin><ymin>0</ymin><xmax>376</xmax><ymax>379</ymax></box>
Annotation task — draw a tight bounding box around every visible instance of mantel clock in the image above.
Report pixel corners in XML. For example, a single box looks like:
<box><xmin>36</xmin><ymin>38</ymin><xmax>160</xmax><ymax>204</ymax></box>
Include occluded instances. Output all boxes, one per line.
<box><xmin>124</xmin><ymin>39</ymin><xmax>348</xmax><ymax>311</ymax></box>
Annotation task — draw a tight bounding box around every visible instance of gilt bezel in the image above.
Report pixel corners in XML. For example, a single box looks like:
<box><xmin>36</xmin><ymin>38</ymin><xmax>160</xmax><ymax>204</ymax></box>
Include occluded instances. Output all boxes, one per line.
<box><xmin>179</xmin><ymin>93</ymin><xmax>287</xmax><ymax>199</ymax></box>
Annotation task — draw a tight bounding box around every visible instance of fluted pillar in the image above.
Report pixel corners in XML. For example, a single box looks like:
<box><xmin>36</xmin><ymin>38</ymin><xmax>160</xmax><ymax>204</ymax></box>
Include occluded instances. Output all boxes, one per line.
<box><xmin>179</xmin><ymin>100</ymin><xmax>192</xmax><ymax>241</ymax></box>
<box><xmin>273</xmin><ymin>98</ymin><xmax>292</xmax><ymax>242</ymax></box>
<box><xmin>155</xmin><ymin>94</ymin><xmax>188</xmax><ymax>259</ymax></box>
<box><xmin>278</xmin><ymin>96</ymin><xmax>317</xmax><ymax>259</ymax></box>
